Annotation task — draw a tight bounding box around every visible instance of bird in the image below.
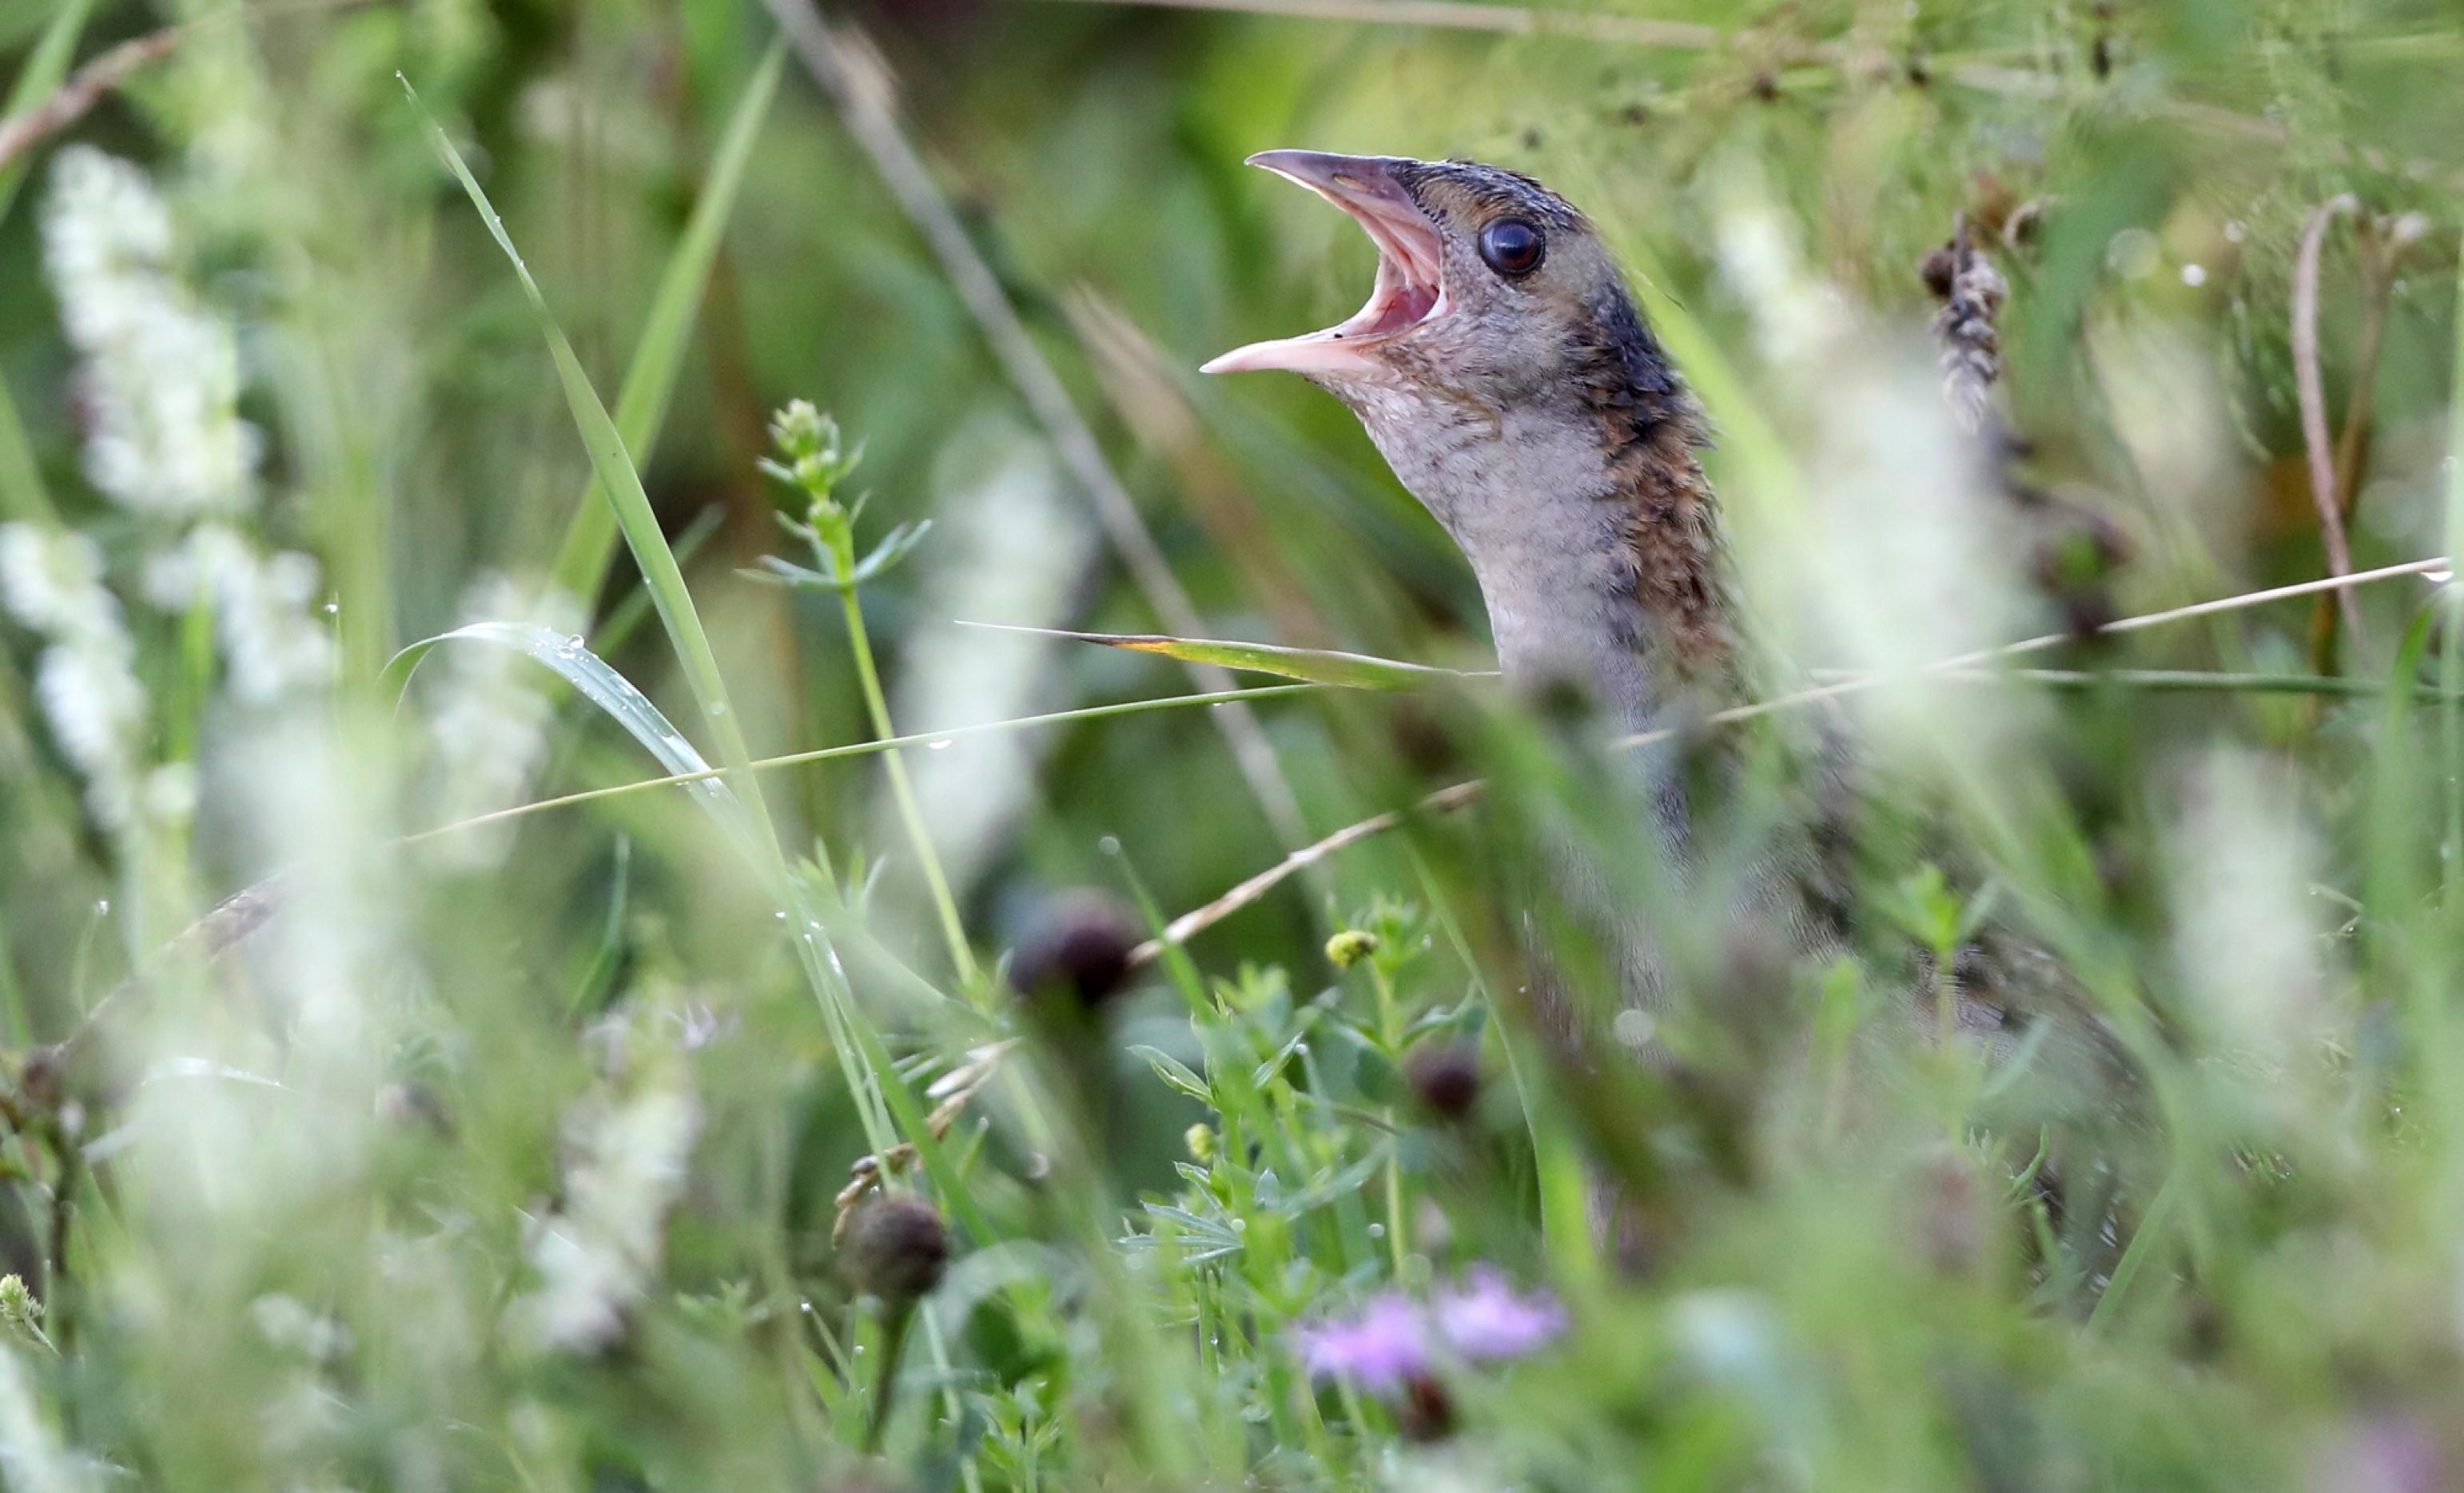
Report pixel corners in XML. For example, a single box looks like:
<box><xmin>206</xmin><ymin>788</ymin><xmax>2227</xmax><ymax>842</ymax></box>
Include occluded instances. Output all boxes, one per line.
<box><xmin>1205</xmin><ymin>152</ymin><xmax>1736</xmax><ymax>747</ymax></box>
<box><xmin>1204</xmin><ymin>152</ymin><xmax>2138</xmax><ymax>1263</ymax></box>
<box><xmin>1204</xmin><ymin>152</ymin><xmax>1802</xmax><ymax>1001</ymax></box>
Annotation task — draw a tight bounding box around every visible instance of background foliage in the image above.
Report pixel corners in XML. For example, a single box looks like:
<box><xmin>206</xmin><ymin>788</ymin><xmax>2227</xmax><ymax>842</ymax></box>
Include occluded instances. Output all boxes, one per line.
<box><xmin>2</xmin><ymin>0</ymin><xmax>2463</xmax><ymax>1488</ymax></box>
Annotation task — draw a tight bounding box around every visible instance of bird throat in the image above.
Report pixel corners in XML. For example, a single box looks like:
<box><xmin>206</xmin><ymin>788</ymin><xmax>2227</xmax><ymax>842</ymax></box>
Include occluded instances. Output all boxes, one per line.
<box><xmin>1344</xmin><ymin>376</ymin><xmax>1738</xmax><ymax>739</ymax></box>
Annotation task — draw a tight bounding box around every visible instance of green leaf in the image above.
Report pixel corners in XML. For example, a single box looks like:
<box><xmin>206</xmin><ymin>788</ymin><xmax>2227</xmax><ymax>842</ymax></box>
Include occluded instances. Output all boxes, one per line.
<box><xmin>957</xmin><ymin>623</ymin><xmax>1476</xmax><ymax>691</ymax></box>
<box><xmin>548</xmin><ymin>41</ymin><xmax>786</xmax><ymax>610</ymax></box>
<box><xmin>1277</xmin><ymin>1147</ymin><xmax>1390</xmax><ymax>1218</ymax></box>
<box><xmin>1129</xmin><ymin>1045</ymin><xmax>1212</xmax><ymax>1105</ymax></box>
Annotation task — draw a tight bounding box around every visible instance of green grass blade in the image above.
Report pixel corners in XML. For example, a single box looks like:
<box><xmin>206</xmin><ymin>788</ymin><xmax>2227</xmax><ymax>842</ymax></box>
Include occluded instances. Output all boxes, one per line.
<box><xmin>0</xmin><ymin>0</ymin><xmax>95</xmax><ymax>225</ymax></box>
<box><xmin>548</xmin><ymin>41</ymin><xmax>784</xmax><ymax>611</ymax></box>
<box><xmin>0</xmin><ymin>0</ymin><xmax>94</xmax><ymax>524</ymax></box>
<box><xmin>404</xmin><ymin>76</ymin><xmax>768</xmax><ymax>826</ymax></box>
<box><xmin>957</xmin><ymin>622</ymin><xmax>1477</xmax><ymax>691</ymax></box>
<box><xmin>0</xmin><ymin>380</ymin><xmax>52</xmax><ymax>524</ymax></box>
<box><xmin>383</xmin><ymin>622</ymin><xmax>765</xmax><ymax>862</ymax></box>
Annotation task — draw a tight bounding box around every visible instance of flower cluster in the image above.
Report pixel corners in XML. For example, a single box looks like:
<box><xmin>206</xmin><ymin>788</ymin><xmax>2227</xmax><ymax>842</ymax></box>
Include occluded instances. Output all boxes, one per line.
<box><xmin>42</xmin><ymin>145</ymin><xmax>263</xmax><ymax>520</ymax></box>
<box><xmin>0</xmin><ymin>524</ymin><xmax>146</xmax><ymax>828</ymax></box>
<box><xmin>1293</xmin><ymin>1268</ymin><xmax>1568</xmax><ymax>1395</ymax></box>
<box><xmin>416</xmin><ymin>571</ymin><xmax>574</xmax><ymax>864</ymax></box>
<box><xmin>510</xmin><ymin>1014</ymin><xmax>703</xmax><ymax>1355</ymax></box>
<box><xmin>143</xmin><ymin>524</ymin><xmax>332</xmax><ymax>703</ymax></box>
<box><xmin>1</xmin><ymin>149</ymin><xmax>341</xmax><ymax>836</ymax></box>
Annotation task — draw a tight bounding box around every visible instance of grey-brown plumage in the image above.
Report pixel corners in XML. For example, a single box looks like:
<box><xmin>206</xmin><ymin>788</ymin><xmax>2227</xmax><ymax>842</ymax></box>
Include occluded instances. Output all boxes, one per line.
<box><xmin>1210</xmin><ymin>153</ymin><xmax>1739</xmax><ymax>743</ymax></box>
<box><xmin>1208</xmin><ymin>157</ymin><xmax>2141</xmax><ymax>1259</ymax></box>
<box><xmin>1206</xmin><ymin>149</ymin><xmax>1806</xmax><ymax>1063</ymax></box>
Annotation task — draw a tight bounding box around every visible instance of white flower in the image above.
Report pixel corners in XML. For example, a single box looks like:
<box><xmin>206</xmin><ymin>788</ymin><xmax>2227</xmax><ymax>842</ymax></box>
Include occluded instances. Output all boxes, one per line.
<box><xmin>42</xmin><ymin>146</ymin><xmax>261</xmax><ymax>520</ymax></box>
<box><xmin>145</xmin><ymin>524</ymin><xmax>332</xmax><ymax>704</ymax></box>
<box><xmin>420</xmin><ymin>572</ymin><xmax>573</xmax><ymax>866</ymax></box>
<box><xmin>0</xmin><ymin>524</ymin><xmax>148</xmax><ymax>830</ymax></box>
<box><xmin>0</xmin><ymin>524</ymin><xmax>118</xmax><ymax>640</ymax></box>
<box><xmin>510</xmin><ymin>1031</ymin><xmax>700</xmax><ymax>1355</ymax></box>
<box><xmin>0</xmin><ymin>1344</ymin><xmax>93</xmax><ymax>1493</ymax></box>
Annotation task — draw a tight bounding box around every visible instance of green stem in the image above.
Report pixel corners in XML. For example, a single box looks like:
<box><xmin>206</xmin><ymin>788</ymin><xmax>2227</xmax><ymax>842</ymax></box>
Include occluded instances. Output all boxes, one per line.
<box><xmin>1367</xmin><ymin>961</ymin><xmax>1408</xmax><ymax>1273</ymax></box>
<box><xmin>859</xmin><ymin>1302</ymin><xmax>915</xmax><ymax>1455</ymax></box>
<box><xmin>830</xmin><ymin>540</ymin><xmax>977</xmax><ymax>989</ymax></box>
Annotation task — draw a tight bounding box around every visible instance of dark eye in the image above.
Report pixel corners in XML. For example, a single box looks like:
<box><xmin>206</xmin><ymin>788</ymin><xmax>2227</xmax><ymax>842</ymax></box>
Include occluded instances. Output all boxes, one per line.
<box><xmin>1479</xmin><ymin>218</ymin><xmax>1545</xmax><ymax>277</ymax></box>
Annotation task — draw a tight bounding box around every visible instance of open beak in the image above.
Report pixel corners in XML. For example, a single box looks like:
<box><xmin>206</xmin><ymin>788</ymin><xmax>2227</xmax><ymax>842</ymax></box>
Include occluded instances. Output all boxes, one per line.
<box><xmin>1203</xmin><ymin>151</ymin><xmax>1448</xmax><ymax>376</ymax></box>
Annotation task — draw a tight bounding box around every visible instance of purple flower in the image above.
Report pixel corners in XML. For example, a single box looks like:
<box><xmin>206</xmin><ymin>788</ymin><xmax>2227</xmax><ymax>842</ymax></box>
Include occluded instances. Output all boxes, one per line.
<box><xmin>1293</xmin><ymin>1292</ymin><xmax>1431</xmax><ymax>1392</ymax></box>
<box><xmin>1432</xmin><ymin>1268</ymin><xmax>1567</xmax><ymax>1362</ymax></box>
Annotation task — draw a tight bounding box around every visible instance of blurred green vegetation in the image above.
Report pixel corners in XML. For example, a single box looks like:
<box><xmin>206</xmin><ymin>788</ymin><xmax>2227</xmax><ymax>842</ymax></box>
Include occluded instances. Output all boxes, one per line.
<box><xmin>2</xmin><ymin>0</ymin><xmax>2463</xmax><ymax>1488</ymax></box>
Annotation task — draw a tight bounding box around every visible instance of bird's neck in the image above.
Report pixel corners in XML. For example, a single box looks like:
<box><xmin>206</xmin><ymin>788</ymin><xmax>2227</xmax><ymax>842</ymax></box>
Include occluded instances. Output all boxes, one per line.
<box><xmin>1350</xmin><ymin>383</ymin><xmax>1736</xmax><ymax>736</ymax></box>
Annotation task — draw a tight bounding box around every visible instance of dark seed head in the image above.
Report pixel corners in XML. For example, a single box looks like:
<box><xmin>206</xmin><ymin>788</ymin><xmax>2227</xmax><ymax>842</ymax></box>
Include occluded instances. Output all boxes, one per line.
<box><xmin>838</xmin><ymin>1195</ymin><xmax>951</xmax><ymax>1308</ymax></box>
<box><xmin>1398</xmin><ymin>1374</ymin><xmax>1457</xmax><ymax>1441</ymax></box>
<box><xmin>1919</xmin><ymin>245</ymin><xmax>1960</xmax><ymax>301</ymax></box>
<box><xmin>1007</xmin><ymin>891</ymin><xmax>1141</xmax><ymax>1012</ymax></box>
<box><xmin>1407</xmin><ymin>1044</ymin><xmax>1483</xmax><ymax>1121</ymax></box>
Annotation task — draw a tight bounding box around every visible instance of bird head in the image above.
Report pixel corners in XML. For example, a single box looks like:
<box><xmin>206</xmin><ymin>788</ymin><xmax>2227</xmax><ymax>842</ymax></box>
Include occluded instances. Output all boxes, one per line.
<box><xmin>1204</xmin><ymin>151</ymin><xmax>1649</xmax><ymax>409</ymax></box>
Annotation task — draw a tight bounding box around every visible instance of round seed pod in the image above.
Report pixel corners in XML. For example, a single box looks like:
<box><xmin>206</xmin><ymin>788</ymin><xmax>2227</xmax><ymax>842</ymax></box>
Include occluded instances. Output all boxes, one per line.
<box><xmin>1406</xmin><ymin>1044</ymin><xmax>1483</xmax><ymax>1121</ymax></box>
<box><xmin>838</xmin><ymin>1195</ymin><xmax>951</xmax><ymax>1308</ymax></box>
<box><xmin>1006</xmin><ymin>891</ymin><xmax>1140</xmax><ymax>1012</ymax></box>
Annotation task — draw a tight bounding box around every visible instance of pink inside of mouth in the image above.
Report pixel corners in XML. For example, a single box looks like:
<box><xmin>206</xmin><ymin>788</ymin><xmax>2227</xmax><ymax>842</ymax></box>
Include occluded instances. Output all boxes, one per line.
<box><xmin>1328</xmin><ymin>200</ymin><xmax>1445</xmax><ymax>341</ymax></box>
<box><xmin>1339</xmin><ymin>264</ymin><xmax>1441</xmax><ymax>339</ymax></box>
<box><xmin>1201</xmin><ymin>162</ymin><xmax>1449</xmax><ymax>374</ymax></box>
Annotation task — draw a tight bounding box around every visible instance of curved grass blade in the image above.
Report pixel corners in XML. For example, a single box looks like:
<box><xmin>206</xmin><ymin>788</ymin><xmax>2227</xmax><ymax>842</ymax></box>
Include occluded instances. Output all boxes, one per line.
<box><xmin>957</xmin><ymin>622</ymin><xmax>1478</xmax><ymax>691</ymax></box>
<box><xmin>384</xmin><ymin>620</ymin><xmax>997</xmax><ymax>1244</ymax></box>
<box><xmin>549</xmin><ymin>41</ymin><xmax>786</xmax><ymax>610</ymax></box>
<box><xmin>384</xmin><ymin>622</ymin><xmax>763</xmax><ymax>862</ymax></box>
<box><xmin>405</xmin><ymin>78</ymin><xmax>763</xmax><ymax>810</ymax></box>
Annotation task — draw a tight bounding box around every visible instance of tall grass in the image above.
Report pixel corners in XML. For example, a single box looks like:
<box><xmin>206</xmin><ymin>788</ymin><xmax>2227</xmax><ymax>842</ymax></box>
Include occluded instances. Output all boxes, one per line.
<box><xmin>0</xmin><ymin>2</ymin><xmax>2461</xmax><ymax>1490</ymax></box>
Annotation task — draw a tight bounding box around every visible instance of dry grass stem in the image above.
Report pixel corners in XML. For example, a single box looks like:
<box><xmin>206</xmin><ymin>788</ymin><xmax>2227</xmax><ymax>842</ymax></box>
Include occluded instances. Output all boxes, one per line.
<box><xmin>1037</xmin><ymin>0</ymin><xmax>1721</xmax><ymax>49</ymax></box>
<box><xmin>2293</xmin><ymin>195</ymin><xmax>2369</xmax><ymax>653</ymax></box>
<box><xmin>1136</xmin><ymin>554</ymin><xmax>2457</xmax><ymax>960</ymax></box>
<box><xmin>760</xmin><ymin>0</ymin><xmax>1315</xmax><ymax>854</ymax></box>
<box><xmin>0</xmin><ymin>28</ymin><xmax>183</xmax><ymax>175</ymax></box>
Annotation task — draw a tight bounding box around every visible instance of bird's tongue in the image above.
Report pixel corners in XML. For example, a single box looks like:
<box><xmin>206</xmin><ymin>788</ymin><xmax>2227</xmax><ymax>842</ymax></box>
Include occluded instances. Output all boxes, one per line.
<box><xmin>1203</xmin><ymin>151</ymin><xmax>1447</xmax><ymax>376</ymax></box>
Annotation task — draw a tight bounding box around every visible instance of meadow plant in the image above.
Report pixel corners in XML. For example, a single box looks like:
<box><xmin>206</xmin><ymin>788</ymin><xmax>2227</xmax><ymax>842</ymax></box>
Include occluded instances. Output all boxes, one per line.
<box><xmin>2</xmin><ymin>3</ymin><xmax>2464</xmax><ymax>1491</ymax></box>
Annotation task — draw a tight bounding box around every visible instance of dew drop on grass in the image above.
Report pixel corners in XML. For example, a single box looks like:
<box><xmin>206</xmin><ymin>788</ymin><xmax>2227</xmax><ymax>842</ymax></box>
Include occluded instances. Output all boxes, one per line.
<box><xmin>926</xmin><ymin>739</ymin><xmax>953</xmax><ymax>751</ymax></box>
<box><xmin>1098</xmin><ymin>835</ymin><xmax>1121</xmax><ymax>855</ymax></box>
<box><xmin>1366</xmin><ymin>1223</ymin><xmax>1385</xmax><ymax>1239</ymax></box>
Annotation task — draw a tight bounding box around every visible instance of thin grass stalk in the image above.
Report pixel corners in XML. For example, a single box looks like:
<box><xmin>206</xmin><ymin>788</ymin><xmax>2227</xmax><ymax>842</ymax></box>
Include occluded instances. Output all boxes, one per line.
<box><xmin>2443</xmin><ymin>245</ymin><xmax>2464</xmax><ymax>927</ymax></box>
<box><xmin>401</xmin><ymin>683</ymin><xmax>1321</xmax><ymax>844</ymax></box>
<box><xmin>408</xmin><ymin>82</ymin><xmax>939</xmax><ymax>1188</ymax></box>
<box><xmin>0</xmin><ymin>0</ymin><xmax>94</xmax><ymax>220</ymax></box>
<box><xmin>1037</xmin><ymin>0</ymin><xmax>2311</xmax><ymax>152</ymax></box>
<box><xmin>0</xmin><ymin>384</ymin><xmax>53</xmax><ymax>527</ymax></box>
<box><xmin>0</xmin><ymin>22</ymin><xmax>181</xmax><ymax>180</ymax></box>
<box><xmin>826</xmin><ymin>535</ymin><xmax>978</xmax><ymax>988</ymax></box>
<box><xmin>1139</xmin><ymin>556</ymin><xmax>2458</xmax><ymax>959</ymax></box>
<box><xmin>1038</xmin><ymin>0</ymin><xmax>1721</xmax><ymax>48</ymax></box>
<box><xmin>758</xmin><ymin>0</ymin><xmax>1316</xmax><ymax>854</ymax></box>
<box><xmin>548</xmin><ymin>42</ymin><xmax>785</xmax><ymax>609</ymax></box>
<box><xmin>2292</xmin><ymin>195</ymin><xmax>2367</xmax><ymax>652</ymax></box>
<box><xmin>2311</xmin><ymin>217</ymin><xmax>2420</xmax><ymax>670</ymax></box>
